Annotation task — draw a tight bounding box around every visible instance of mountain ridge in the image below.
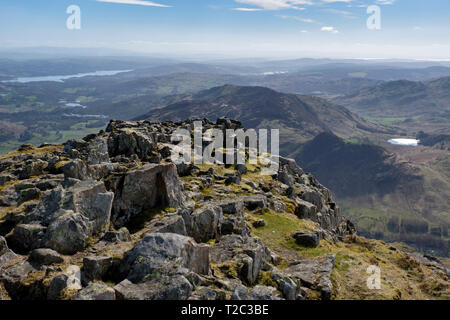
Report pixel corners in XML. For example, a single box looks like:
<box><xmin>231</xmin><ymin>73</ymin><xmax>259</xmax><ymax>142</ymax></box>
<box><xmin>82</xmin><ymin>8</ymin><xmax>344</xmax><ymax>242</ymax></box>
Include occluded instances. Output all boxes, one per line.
<box><xmin>136</xmin><ymin>84</ymin><xmax>393</xmax><ymax>146</ymax></box>
<box><xmin>333</xmin><ymin>76</ymin><xmax>450</xmax><ymax>118</ymax></box>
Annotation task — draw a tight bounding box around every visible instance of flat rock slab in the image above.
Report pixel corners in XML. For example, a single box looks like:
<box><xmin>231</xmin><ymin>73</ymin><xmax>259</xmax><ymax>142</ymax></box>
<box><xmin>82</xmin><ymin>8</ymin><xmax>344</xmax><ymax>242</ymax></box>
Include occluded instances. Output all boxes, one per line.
<box><xmin>29</xmin><ymin>248</ymin><xmax>64</xmax><ymax>265</ymax></box>
<box><xmin>114</xmin><ymin>275</ymin><xmax>192</xmax><ymax>300</ymax></box>
<box><xmin>76</xmin><ymin>282</ymin><xmax>116</xmax><ymax>300</ymax></box>
<box><xmin>123</xmin><ymin>233</ymin><xmax>210</xmax><ymax>283</ymax></box>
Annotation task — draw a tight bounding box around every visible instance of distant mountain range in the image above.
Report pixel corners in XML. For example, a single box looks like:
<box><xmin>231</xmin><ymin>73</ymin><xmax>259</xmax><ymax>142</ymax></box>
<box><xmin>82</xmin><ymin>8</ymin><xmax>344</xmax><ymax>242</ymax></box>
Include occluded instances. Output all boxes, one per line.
<box><xmin>298</xmin><ymin>64</ymin><xmax>450</xmax><ymax>82</ymax></box>
<box><xmin>137</xmin><ymin>84</ymin><xmax>391</xmax><ymax>145</ymax></box>
<box><xmin>334</xmin><ymin>77</ymin><xmax>450</xmax><ymax>118</ymax></box>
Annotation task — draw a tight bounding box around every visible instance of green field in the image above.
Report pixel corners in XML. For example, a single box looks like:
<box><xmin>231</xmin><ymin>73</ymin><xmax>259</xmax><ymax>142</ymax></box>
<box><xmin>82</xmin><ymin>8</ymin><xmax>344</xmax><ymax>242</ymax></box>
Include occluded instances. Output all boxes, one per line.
<box><xmin>0</xmin><ymin>121</ymin><xmax>106</xmax><ymax>154</ymax></box>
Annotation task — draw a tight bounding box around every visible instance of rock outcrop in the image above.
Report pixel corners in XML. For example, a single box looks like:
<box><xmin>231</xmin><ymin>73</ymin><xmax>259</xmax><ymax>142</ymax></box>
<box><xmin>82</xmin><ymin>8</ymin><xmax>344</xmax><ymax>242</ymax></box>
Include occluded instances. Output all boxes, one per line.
<box><xmin>0</xmin><ymin>118</ymin><xmax>448</xmax><ymax>301</ymax></box>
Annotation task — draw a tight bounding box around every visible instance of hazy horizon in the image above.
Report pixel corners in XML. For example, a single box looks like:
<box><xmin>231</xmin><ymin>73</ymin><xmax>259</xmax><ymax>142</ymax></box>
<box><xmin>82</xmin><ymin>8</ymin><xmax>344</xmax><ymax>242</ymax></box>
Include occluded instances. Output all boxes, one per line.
<box><xmin>1</xmin><ymin>0</ymin><xmax>450</xmax><ymax>60</ymax></box>
<box><xmin>2</xmin><ymin>46</ymin><xmax>450</xmax><ymax>63</ymax></box>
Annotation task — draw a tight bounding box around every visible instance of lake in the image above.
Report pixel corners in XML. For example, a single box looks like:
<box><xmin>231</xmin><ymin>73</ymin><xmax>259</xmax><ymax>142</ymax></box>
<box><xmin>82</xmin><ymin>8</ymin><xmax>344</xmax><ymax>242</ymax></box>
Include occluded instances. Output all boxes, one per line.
<box><xmin>388</xmin><ymin>138</ymin><xmax>420</xmax><ymax>146</ymax></box>
<box><xmin>64</xmin><ymin>102</ymin><xmax>87</xmax><ymax>109</ymax></box>
<box><xmin>63</xmin><ymin>113</ymin><xmax>108</xmax><ymax>119</ymax></box>
<box><xmin>2</xmin><ymin>70</ymin><xmax>132</xmax><ymax>83</ymax></box>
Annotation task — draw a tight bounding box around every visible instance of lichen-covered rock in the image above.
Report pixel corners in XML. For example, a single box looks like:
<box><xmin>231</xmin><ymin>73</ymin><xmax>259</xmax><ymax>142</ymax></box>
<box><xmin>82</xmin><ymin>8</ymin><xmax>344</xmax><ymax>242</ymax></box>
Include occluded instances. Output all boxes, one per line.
<box><xmin>225</xmin><ymin>173</ymin><xmax>241</xmax><ymax>185</ymax></box>
<box><xmin>211</xmin><ymin>234</ymin><xmax>268</xmax><ymax>285</ymax></box>
<box><xmin>85</xmin><ymin>136</ymin><xmax>110</xmax><ymax>165</ymax></box>
<box><xmin>24</xmin><ymin>186</ymin><xmax>64</xmax><ymax>226</ymax></box>
<box><xmin>216</xmin><ymin>199</ymin><xmax>247</xmax><ymax>236</ymax></box>
<box><xmin>189</xmin><ymin>286</ymin><xmax>227</xmax><ymax>300</ymax></box>
<box><xmin>62</xmin><ymin>159</ymin><xmax>121</xmax><ymax>181</ymax></box>
<box><xmin>65</xmin><ymin>265</ymin><xmax>82</xmax><ymax>291</ymax></box>
<box><xmin>29</xmin><ymin>248</ymin><xmax>63</xmax><ymax>265</ymax></box>
<box><xmin>217</xmin><ymin>199</ymin><xmax>244</xmax><ymax>215</ymax></box>
<box><xmin>292</xmin><ymin>232</ymin><xmax>320</xmax><ymax>248</ymax></box>
<box><xmin>0</xmin><ymin>247</ymin><xmax>18</xmax><ymax>270</ymax></box>
<box><xmin>83</xmin><ymin>256</ymin><xmax>118</xmax><ymax>281</ymax></box>
<box><xmin>112</xmin><ymin>163</ymin><xmax>183</xmax><ymax>227</ymax></box>
<box><xmin>44</xmin><ymin>211</ymin><xmax>90</xmax><ymax>255</ymax></box>
<box><xmin>271</xmin><ymin>268</ymin><xmax>298</xmax><ymax>300</ymax></box>
<box><xmin>17</xmin><ymin>188</ymin><xmax>41</xmax><ymax>205</ymax></box>
<box><xmin>0</xmin><ymin>237</ymin><xmax>19</xmax><ymax>282</ymax></box>
<box><xmin>277</xmin><ymin>167</ymin><xmax>294</xmax><ymax>187</ymax></box>
<box><xmin>252</xmin><ymin>219</ymin><xmax>266</xmax><ymax>228</ymax></box>
<box><xmin>0</xmin><ymin>261</ymin><xmax>35</xmax><ymax>299</ymax></box>
<box><xmin>300</xmin><ymin>188</ymin><xmax>325</xmax><ymax>211</ymax></box>
<box><xmin>0</xmin><ymin>188</ymin><xmax>18</xmax><ymax>207</ymax></box>
<box><xmin>47</xmin><ymin>274</ymin><xmax>69</xmax><ymax>300</ymax></box>
<box><xmin>16</xmin><ymin>159</ymin><xmax>47</xmax><ymax>180</ymax></box>
<box><xmin>150</xmin><ymin>215</ymin><xmax>187</xmax><ymax>236</ymax></box>
<box><xmin>0</xmin><ymin>236</ymin><xmax>8</xmax><ymax>256</ymax></box>
<box><xmin>295</xmin><ymin>199</ymin><xmax>318</xmax><ymax>219</ymax></box>
<box><xmin>284</xmin><ymin>254</ymin><xmax>335</xmax><ymax>300</ymax></box>
<box><xmin>122</xmin><ymin>233</ymin><xmax>210</xmax><ymax>283</ymax></box>
<box><xmin>1</xmin><ymin>117</ymin><xmax>444</xmax><ymax>301</ymax></box>
<box><xmin>241</xmin><ymin>195</ymin><xmax>267</xmax><ymax>211</ymax></box>
<box><xmin>20</xmin><ymin>179</ymin><xmax>114</xmax><ymax>254</ymax></box>
<box><xmin>69</xmin><ymin>180</ymin><xmax>114</xmax><ymax>236</ymax></box>
<box><xmin>235</xmin><ymin>164</ymin><xmax>247</xmax><ymax>175</ymax></box>
<box><xmin>278</xmin><ymin>156</ymin><xmax>304</xmax><ymax>177</ymax></box>
<box><xmin>102</xmin><ymin>227</ymin><xmax>131</xmax><ymax>243</ymax></box>
<box><xmin>189</xmin><ymin>205</ymin><xmax>223</xmax><ymax>242</ymax></box>
<box><xmin>232</xmin><ymin>285</ymin><xmax>283</xmax><ymax>300</ymax></box>
<box><xmin>0</xmin><ymin>174</ymin><xmax>14</xmax><ymax>187</ymax></box>
<box><xmin>7</xmin><ymin>224</ymin><xmax>47</xmax><ymax>253</ymax></box>
<box><xmin>114</xmin><ymin>275</ymin><xmax>192</xmax><ymax>300</ymax></box>
<box><xmin>106</xmin><ymin>121</ymin><xmax>157</xmax><ymax>160</ymax></box>
<box><xmin>62</xmin><ymin>159</ymin><xmax>89</xmax><ymax>180</ymax></box>
<box><xmin>76</xmin><ymin>282</ymin><xmax>116</xmax><ymax>300</ymax></box>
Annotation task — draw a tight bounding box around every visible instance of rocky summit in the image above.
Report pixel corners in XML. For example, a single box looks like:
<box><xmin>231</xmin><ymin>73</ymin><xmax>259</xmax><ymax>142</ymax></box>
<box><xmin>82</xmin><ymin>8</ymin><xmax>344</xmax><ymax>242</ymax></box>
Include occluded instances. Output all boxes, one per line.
<box><xmin>0</xmin><ymin>118</ymin><xmax>448</xmax><ymax>300</ymax></box>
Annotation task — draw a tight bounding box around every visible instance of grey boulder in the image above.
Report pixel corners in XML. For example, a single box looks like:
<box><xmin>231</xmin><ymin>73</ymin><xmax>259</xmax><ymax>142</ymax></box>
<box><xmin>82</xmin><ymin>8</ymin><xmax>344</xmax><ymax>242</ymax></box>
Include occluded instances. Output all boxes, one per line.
<box><xmin>29</xmin><ymin>248</ymin><xmax>64</xmax><ymax>265</ymax></box>
<box><xmin>76</xmin><ymin>282</ymin><xmax>116</xmax><ymax>300</ymax></box>
<box><xmin>123</xmin><ymin>233</ymin><xmax>210</xmax><ymax>283</ymax></box>
<box><xmin>284</xmin><ymin>254</ymin><xmax>335</xmax><ymax>300</ymax></box>
<box><xmin>292</xmin><ymin>232</ymin><xmax>320</xmax><ymax>248</ymax></box>
<box><xmin>112</xmin><ymin>163</ymin><xmax>183</xmax><ymax>227</ymax></box>
<box><xmin>114</xmin><ymin>275</ymin><xmax>192</xmax><ymax>300</ymax></box>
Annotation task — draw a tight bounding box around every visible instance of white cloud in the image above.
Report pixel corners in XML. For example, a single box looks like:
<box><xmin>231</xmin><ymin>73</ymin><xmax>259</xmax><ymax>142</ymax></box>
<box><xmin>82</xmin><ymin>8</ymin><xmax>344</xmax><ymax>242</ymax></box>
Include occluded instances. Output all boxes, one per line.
<box><xmin>234</xmin><ymin>0</ymin><xmax>312</xmax><ymax>11</ymax></box>
<box><xmin>233</xmin><ymin>0</ymin><xmax>361</xmax><ymax>11</ymax></box>
<box><xmin>321</xmin><ymin>26</ymin><xmax>339</xmax><ymax>33</ymax></box>
<box><xmin>96</xmin><ymin>0</ymin><xmax>171</xmax><ymax>7</ymax></box>
<box><xmin>376</xmin><ymin>0</ymin><xmax>395</xmax><ymax>5</ymax></box>
<box><xmin>321</xmin><ymin>0</ymin><xmax>354</xmax><ymax>2</ymax></box>
<box><xmin>276</xmin><ymin>15</ymin><xmax>315</xmax><ymax>23</ymax></box>
<box><xmin>233</xmin><ymin>7</ymin><xmax>264</xmax><ymax>11</ymax></box>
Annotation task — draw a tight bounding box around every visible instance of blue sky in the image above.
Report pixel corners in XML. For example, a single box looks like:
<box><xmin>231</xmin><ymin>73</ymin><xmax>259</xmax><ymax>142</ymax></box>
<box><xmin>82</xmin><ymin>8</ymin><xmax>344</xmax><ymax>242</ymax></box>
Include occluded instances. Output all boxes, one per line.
<box><xmin>1</xmin><ymin>0</ymin><xmax>449</xmax><ymax>59</ymax></box>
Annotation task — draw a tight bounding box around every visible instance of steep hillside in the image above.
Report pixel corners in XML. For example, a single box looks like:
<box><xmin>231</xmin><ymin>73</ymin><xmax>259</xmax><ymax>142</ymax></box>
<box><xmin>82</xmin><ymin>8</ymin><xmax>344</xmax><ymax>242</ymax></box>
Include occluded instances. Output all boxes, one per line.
<box><xmin>334</xmin><ymin>77</ymin><xmax>450</xmax><ymax>118</ymax></box>
<box><xmin>296</xmin><ymin>133</ymin><xmax>450</xmax><ymax>257</ymax></box>
<box><xmin>0</xmin><ymin>119</ymin><xmax>448</xmax><ymax>300</ymax></box>
<box><xmin>135</xmin><ymin>85</ymin><xmax>449</xmax><ymax>257</ymax></box>
<box><xmin>137</xmin><ymin>85</ymin><xmax>392</xmax><ymax>149</ymax></box>
<box><xmin>296</xmin><ymin>133</ymin><xmax>422</xmax><ymax>198</ymax></box>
